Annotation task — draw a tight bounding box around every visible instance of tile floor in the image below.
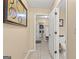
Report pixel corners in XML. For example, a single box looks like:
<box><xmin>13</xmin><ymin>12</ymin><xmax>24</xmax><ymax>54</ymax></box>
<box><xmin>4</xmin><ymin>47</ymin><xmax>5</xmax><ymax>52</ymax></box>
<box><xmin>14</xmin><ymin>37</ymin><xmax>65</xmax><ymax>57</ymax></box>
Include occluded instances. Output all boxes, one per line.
<box><xmin>27</xmin><ymin>39</ymin><xmax>52</xmax><ymax>59</ymax></box>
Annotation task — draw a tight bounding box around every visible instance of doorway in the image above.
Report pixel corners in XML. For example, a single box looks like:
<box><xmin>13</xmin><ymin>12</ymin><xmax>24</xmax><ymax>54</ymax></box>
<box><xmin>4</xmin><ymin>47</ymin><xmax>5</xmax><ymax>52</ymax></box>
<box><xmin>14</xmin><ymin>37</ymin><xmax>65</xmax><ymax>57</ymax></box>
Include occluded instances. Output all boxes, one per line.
<box><xmin>36</xmin><ymin>15</ymin><xmax>49</xmax><ymax>43</ymax></box>
<box><xmin>35</xmin><ymin>15</ymin><xmax>51</xmax><ymax>59</ymax></box>
<box><xmin>27</xmin><ymin>0</ymin><xmax>67</xmax><ymax>59</ymax></box>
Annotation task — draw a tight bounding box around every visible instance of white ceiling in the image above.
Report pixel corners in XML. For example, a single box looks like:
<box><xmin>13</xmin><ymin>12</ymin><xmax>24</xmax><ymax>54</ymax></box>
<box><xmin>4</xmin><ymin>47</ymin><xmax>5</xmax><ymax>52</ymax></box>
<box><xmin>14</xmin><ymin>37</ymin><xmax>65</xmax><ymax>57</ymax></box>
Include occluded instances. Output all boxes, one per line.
<box><xmin>26</xmin><ymin>0</ymin><xmax>54</xmax><ymax>8</ymax></box>
<box><xmin>58</xmin><ymin>0</ymin><xmax>66</xmax><ymax>11</ymax></box>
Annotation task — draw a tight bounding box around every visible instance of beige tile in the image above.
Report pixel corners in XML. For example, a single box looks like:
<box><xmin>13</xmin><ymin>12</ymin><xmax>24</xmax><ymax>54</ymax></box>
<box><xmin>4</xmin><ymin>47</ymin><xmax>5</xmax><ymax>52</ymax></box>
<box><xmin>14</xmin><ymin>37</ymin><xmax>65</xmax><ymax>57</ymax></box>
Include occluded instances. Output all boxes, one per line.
<box><xmin>28</xmin><ymin>40</ymin><xmax>52</xmax><ymax>59</ymax></box>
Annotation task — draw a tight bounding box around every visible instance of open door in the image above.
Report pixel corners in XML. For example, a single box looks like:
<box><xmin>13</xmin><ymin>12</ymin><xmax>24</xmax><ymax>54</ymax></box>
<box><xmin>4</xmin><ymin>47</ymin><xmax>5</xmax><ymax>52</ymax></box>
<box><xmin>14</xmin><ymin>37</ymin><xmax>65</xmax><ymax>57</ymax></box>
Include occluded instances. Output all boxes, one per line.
<box><xmin>49</xmin><ymin>8</ymin><xmax>59</xmax><ymax>59</ymax></box>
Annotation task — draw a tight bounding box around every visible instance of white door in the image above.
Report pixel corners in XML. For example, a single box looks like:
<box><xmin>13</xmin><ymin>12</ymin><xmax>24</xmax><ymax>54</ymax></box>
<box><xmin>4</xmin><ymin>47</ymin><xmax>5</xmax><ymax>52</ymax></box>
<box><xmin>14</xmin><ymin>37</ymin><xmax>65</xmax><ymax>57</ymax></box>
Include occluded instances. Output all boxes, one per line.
<box><xmin>49</xmin><ymin>8</ymin><xmax>59</xmax><ymax>59</ymax></box>
<box><xmin>49</xmin><ymin>9</ymin><xmax>54</xmax><ymax>58</ymax></box>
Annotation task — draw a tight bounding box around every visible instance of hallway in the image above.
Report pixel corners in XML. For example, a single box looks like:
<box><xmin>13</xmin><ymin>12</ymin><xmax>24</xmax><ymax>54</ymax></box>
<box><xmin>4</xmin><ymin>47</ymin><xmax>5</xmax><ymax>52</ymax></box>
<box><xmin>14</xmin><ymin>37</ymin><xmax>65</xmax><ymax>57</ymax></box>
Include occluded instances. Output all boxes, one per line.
<box><xmin>28</xmin><ymin>40</ymin><xmax>52</xmax><ymax>59</ymax></box>
<box><xmin>3</xmin><ymin>0</ymin><xmax>69</xmax><ymax>59</ymax></box>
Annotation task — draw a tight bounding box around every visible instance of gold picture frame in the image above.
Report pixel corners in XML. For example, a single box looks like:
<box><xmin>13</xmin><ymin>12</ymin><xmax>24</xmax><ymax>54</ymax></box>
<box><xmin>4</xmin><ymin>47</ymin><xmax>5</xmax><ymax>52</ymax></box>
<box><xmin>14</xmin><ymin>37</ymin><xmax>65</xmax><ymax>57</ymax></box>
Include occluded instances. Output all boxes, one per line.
<box><xmin>4</xmin><ymin>0</ymin><xmax>27</xmax><ymax>27</ymax></box>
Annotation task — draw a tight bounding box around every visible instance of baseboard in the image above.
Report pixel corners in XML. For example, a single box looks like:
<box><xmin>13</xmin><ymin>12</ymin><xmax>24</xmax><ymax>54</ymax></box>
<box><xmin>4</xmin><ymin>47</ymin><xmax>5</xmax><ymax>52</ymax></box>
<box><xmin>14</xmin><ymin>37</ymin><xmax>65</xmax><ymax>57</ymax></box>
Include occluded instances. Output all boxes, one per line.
<box><xmin>24</xmin><ymin>49</ymin><xmax>36</xmax><ymax>59</ymax></box>
<box><xmin>48</xmin><ymin>49</ymin><xmax>54</xmax><ymax>59</ymax></box>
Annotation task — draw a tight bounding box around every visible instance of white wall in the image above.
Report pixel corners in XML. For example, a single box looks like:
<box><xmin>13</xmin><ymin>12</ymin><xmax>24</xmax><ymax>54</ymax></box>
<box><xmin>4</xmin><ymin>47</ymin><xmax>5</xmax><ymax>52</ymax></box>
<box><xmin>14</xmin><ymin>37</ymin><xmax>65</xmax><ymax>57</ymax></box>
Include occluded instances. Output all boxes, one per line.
<box><xmin>67</xmin><ymin>0</ymin><xmax>76</xmax><ymax>59</ymax></box>
<box><xmin>3</xmin><ymin>23</ymin><xmax>30</xmax><ymax>59</ymax></box>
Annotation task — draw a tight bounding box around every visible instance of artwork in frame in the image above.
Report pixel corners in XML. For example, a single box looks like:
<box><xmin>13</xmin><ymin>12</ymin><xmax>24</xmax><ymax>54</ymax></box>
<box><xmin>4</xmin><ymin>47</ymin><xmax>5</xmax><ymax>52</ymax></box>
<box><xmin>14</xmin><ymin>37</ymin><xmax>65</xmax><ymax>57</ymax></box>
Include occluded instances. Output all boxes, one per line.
<box><xmin>59</xmin><ymin>19</ymin><xmax>64</xmax><ymax>27</ymax></box>
<box><xmin>4</xmin><ymin>0</ymin><xmax>27</xmax><ymax>26</ymax></box>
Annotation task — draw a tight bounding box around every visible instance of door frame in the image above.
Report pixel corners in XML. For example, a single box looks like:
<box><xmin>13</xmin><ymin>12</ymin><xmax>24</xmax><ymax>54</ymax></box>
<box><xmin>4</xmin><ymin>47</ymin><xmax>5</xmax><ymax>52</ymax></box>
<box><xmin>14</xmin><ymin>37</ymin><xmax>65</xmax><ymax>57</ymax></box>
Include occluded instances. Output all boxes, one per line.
<box><xmin>66</xmin><ymin>0</ymin><xmax>68</xmax><ymax>59</ymax></box>
<box><xmin>34</xmin><ymin>13</ymin><xmax>48</xmax><ymax>50</ymax></box>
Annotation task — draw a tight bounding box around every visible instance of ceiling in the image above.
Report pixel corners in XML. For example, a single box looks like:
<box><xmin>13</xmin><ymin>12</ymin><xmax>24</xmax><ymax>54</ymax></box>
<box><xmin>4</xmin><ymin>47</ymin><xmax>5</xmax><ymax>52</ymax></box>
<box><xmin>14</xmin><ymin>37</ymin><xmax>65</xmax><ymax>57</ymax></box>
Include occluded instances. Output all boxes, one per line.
<box><xmin>58</xmin><ymin>0</ymin><xmax>66</xmax><ymax>11</ymax></box>
<box><xmin>26</xmin><ymin>0</ymin><xmax>54</xmax><ymax>8</ymax></box>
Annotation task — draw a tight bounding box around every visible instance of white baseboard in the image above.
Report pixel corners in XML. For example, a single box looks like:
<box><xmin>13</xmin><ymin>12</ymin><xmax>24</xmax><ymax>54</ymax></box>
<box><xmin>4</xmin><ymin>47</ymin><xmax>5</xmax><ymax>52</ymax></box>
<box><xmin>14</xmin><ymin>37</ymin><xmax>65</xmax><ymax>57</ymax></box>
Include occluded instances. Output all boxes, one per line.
<box><xmin>24</xmin><ymin>49</ymin><xmax>36</xmax><ymax>59</ymax></box>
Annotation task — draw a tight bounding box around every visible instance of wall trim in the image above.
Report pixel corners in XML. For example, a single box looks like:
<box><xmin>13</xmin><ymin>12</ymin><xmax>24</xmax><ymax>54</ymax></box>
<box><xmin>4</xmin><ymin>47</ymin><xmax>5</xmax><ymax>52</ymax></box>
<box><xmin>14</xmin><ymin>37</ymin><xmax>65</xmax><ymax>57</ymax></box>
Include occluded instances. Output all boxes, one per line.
<box><xmin>24</xmin><ymin>49</ymin><xmax>36</xmax><ymax>59</ymax></box>
<box><xmin>34</xmin><ymin>13</ymin><xmax>48</xmax><ymax>51</ymax></box>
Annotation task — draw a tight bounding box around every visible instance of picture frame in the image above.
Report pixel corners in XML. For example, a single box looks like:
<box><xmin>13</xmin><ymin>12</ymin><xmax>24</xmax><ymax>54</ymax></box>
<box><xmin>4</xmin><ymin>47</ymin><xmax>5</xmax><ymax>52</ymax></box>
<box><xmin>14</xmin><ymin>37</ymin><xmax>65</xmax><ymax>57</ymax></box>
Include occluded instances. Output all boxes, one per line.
<box><xmin>4</xmin><ymin>0</ymin><xmax>28</xmax><ymax>27</ymax></box>
<box><xmin>3</xmin><ymin>0</ymin><xmax>8</xmax><ymax>22</ymax></box>
<box><xmin>59</xmin><ymin>19</ymin><xmax>64</xmax><ymax>27</ymax></box>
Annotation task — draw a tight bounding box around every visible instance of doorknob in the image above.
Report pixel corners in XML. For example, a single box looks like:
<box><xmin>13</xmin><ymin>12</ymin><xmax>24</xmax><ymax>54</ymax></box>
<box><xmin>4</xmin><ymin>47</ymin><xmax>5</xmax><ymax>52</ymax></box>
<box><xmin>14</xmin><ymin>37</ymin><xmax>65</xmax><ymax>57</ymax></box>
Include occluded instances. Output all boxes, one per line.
<box><xmin>54</xmin><ymin>51</ymin><xmax>57</xmax><ymax>54</ymax></box>
<box><xmin>54</xmin><ymin>32</ymin><xmax>57</xmax><ymax>34</ymax></box>
<box><xmin>55</xmin><ymin>12</ymin><xmax>57</xmax><ymax>15</ymax></box>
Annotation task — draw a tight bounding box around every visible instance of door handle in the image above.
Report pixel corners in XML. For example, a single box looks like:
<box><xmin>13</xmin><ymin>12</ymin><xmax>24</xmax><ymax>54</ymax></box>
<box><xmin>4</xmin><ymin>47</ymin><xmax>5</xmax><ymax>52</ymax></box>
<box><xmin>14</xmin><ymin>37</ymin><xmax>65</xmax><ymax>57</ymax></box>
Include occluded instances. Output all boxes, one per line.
<box><xmin>54</xmin><ymin>32</ymin><xmax>57</xmax><ymax>34</ymax></box>
<box><xmin>54</xmin><ymin>51</ymin><xmax>57</xmax><ymax>54</ymax></box>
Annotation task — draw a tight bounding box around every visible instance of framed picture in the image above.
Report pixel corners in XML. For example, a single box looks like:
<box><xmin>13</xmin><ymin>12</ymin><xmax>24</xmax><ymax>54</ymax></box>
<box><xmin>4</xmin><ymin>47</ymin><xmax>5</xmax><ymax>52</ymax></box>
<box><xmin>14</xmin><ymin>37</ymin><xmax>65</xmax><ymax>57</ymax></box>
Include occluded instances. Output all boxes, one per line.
<box><xmin>59</xmin><ymin>19</ymin><xmax>64</xmax><ymax>27</ymax></box>
<box><xmin>4</xmin><ymin>0</ymin><xmax>27</xmax><ymax>26</ymax></box>
<box><xmin>39</xmin><ymin>25</ymin><xmax>44</xmax><ymax>29</ymax></box>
